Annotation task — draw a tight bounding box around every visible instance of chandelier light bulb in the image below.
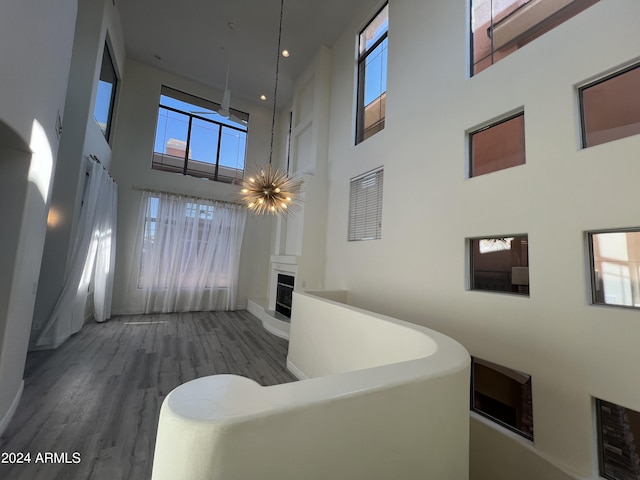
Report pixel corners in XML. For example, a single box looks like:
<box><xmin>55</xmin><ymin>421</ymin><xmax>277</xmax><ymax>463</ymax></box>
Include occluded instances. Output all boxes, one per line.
<box><xmin>238</xmin><ymin>164</ymin><xmax>303</xmax><ymax>216</ymax></box>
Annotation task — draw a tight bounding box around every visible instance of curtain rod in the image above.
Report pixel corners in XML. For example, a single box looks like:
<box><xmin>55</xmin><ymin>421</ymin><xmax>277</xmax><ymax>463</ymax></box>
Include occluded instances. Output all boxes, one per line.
<box><xmin>132</xmin><ymin>186</ymin><xmax>242</xmax><ymax>207</ymax></box>
<box><xmin>86</xmin><ymin>154</ymin><xmax>116</xmax><ymax>182</ymax></box>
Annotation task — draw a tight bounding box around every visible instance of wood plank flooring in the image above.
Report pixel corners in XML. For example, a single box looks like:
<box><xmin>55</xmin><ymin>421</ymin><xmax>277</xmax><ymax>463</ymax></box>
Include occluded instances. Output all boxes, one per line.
<box><xmin>0</xmin><ymin>310</ymin><xmax>296</xmax><ymax>480</ymax></box>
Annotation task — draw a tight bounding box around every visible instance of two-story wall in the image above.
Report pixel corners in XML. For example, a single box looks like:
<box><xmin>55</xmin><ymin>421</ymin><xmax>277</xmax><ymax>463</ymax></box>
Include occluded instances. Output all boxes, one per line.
<box><xmin>321</xmin><ymin>1</ymin><xmax>640</xmax><ymax>478</ymax></box>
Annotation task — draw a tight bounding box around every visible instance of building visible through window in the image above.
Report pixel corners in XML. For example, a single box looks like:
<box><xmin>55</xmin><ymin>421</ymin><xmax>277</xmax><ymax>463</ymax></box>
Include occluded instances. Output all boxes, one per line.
<box><xmin>580</xmin><ymin>63</ymin><xmax>640</xmax><ymax>148</ymax></box>
<box><xmin>470</xmin><ymin>0</ymin><xmax>599</xmax><ymax>75</ymax></box>
<box><xmin>94</xmin><ymin>43</ymin><xmax>118</xmax><ymax>141</ymax></box>
<box><xmin>469</xmin><ymin>112</ymin><xmax>525</xmax><ymax>177</ymax></box>
<box><xmin>356</xmin><ymin>3</ymin><xmax>388</xmax><ymax>144</ymax></box>
<box><xmin>152</xmin><ymin>86</ymin><xmax>248</xmax><ymax>184</ymax></box>
<box><xmin>589</xmin><ymin>230</ymin><xmax>640</xmax><ymax>309</ymax></box>
<box><xmin>596</xmin><ymin>399</ymin><xmax>640</xmax><ymax>480</ymax></box>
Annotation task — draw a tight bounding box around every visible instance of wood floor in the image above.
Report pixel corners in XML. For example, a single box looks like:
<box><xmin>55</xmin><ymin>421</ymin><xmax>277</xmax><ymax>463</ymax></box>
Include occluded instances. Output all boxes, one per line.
<box><xmin>0</xmin><ymin>310</ymin><xmax>296</xmax><ymax>480</ymax></box>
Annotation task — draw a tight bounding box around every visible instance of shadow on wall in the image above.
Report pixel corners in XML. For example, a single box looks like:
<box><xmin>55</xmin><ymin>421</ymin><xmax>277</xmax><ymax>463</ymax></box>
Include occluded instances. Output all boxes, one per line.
<box><xmin>0</xmin><ymin>119</ymin><xmax>32</xmax><ymax>342</ymax></box>
<box><xmin>0</xmin><ymin>119</ymin><xmax>32</xmax><ymax>434</ymax></box>
<box><xmin>0</xmin><ymin>117</ymin><xmax>53</xmax><ymax>436</ymax></box>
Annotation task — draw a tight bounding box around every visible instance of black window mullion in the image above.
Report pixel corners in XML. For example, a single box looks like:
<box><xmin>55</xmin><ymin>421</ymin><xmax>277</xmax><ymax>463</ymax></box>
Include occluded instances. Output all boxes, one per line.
<box><xmin>183</xmin><ymin>116</ymin><xmax>193</xmax><ymax>176</ymax></box>
<box><xmin>214</xmin><ymin>126</ymin><xmax>223</xmax><ymax>181</ymax></box>
<box><xmin>153</xmin><ymin>86</ymin><xmax>249</xmax><ymax>183</ymax></box>
<box><xmin>356</xmin><ymin>60</ymin><xmax>367</xmax><ymax>145</ymax></box>
<box><xmin>359</xmin><ymin>32</ymin><xmax>387</xmax><ymax>63</ymax></box>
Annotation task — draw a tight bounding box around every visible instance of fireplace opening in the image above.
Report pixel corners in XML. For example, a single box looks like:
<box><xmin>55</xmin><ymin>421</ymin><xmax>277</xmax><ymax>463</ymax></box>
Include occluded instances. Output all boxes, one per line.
<box><xmin>275</xmin><ymin>274</ymin><xmax>295</xmax><ymax>319</ymax></box>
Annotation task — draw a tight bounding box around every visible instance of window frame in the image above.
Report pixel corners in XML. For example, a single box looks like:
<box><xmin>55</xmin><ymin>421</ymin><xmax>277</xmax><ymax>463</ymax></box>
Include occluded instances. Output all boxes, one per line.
<box><xmin>471</xmin><ymin>357</ymin><xmax>534</xmax><ymax>441</ymax></box>
<box><xmin>587</xmin><ymin>228</ymin><xmax>640</xmax><ymax>310</ymax></box>
<box><xmin>596</xmin><ymin>398</ymin><xmax>640</xmax><ymax>480</ymax></box>
<box><xmin>94</xmin><ymin>42</ymin><xmax>118</xmax><ymax>142</ymax></box>
<box><xmin>152</xmin><ymin>86</ymin><xmax>249</xmax><ymax>184</ymax></box>
<box><xmin>468</xmin><ymin>111</ymin><xmax>526</xmax><ymax>178</ymax></box>
<box><xmin>578</xmin><ymin>62</ymin><xmax>640</xmax><ymax>149</ymax></box>
<box><xmin>469</xmin><ymin>0</ymin><xmax>600</xmax><ymax>76</ymax></box>
<box><xmin>469</xmin><ymin>234</ymin><xmax>530</xmax><ymax>296</ymax></box>
<box><xmin>355</xmin><ymin>2</ymin><xmax>389</xmax><ymax>145</ymax></box>
<box><xmin>348</xmin><ymin>166</ymin><xmax>384</xmax><ymax>242</ymax></box>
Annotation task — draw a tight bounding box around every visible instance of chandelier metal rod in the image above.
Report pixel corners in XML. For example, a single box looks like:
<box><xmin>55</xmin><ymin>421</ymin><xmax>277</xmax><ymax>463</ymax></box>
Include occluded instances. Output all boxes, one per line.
<box><xmin>268</xmin><ymin>0</ymin><xmax>285</xmax><ymax>166</ymax></box>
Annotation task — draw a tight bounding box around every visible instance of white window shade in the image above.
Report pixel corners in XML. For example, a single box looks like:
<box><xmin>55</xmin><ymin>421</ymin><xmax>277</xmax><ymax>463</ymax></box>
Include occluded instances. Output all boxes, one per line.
<box><xmin>348</xmin><ymin>167</ymin><xmax>383</xmax><ymax>241</ymax></box>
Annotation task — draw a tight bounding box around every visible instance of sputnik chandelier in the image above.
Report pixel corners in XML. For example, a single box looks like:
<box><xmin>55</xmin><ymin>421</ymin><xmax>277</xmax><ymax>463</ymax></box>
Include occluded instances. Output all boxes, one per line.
<box><xmin>239</xmin><ymin>0</ymin><xmax>303</xmax><ymax>216</ymax></box>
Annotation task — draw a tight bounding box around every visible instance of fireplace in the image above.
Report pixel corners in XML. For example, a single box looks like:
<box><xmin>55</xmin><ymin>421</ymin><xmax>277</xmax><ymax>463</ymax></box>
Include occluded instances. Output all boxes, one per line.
<box><xmin>275</xmin><ymin>274</ymin><xmax>295</xmax><ymax>318</ymax></box>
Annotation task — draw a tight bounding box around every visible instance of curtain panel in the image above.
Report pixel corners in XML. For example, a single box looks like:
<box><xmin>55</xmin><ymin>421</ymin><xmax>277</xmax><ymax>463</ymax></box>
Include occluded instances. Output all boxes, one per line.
<box><xmin>36</xmin><ymin>159</ymin><xmax>117</xmax><ymax>349</ymax></box>
<box><xmin>134</xmin><ymin>191</ymin><xmax>246</xmax><ymax>313</ymax></box>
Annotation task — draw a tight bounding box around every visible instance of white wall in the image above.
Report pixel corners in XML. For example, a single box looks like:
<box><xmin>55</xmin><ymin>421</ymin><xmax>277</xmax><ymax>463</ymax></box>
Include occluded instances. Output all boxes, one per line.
<box><xmin>152</xmin><ymin>291</ymin><xmax>470</xmax><ymax>480</ymax></box>
<box><xmin>321</xmin><ymin>0</ymin><xmax>640</xmax><ymax>478</ymax></box>
<box><xmin>0</xmin><ymin>0</ymin><xmax>77</xmax><ymax>433</ymax></box>
<box><xmin>109</xmin><ymin>60</ymin><xmax>274</xmax><ymax>313</ymax></box>
<box><xmin>32</xmin><ymin>0</ymin><xmax>126</xmax><ymax>343</ymax></box>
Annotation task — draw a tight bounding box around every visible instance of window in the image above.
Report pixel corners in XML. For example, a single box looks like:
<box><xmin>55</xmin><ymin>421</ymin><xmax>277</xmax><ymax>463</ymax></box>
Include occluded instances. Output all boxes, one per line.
<box><xmin>596</xmin><ymin>399</ymin><xmax>640</xmax><ymax>480</ymax></box>
<box><xmin>139</xmin><ymin>193</ymin><xmax>245</xmax><ymax>290</ymax></box>
<box><xmin>94</xmin><ymin>43</ymin><xmax>118</xmax><ymax>141</ymax></box>
<box><xmin>469</xmin><ymin>112</ymin><xmax>525</xmax><ymax>177</ymax></box>
<box><xmin>579</xmin><ymin>63</ymin><xmax>640</xmax><ymax>148</ymax></box>
<box><xmin>588</xmin><ymin>230</ymin><xmax>640</xmax><ymax>308</ymax></box>
<box><xmin>152</xmin><ymin>86</ymin><xmax>248</xmax><ymax>184</ymax></box>
<box><xmin>356</xmin><ymin>3</ymin><xmax>388</xmax><ymax>144</ymax></box>
<box><xmin>470</xmin><ymin>235</ymin><xmax>529</xmax><ymax>295</ymax></box>
<box><xmin>471</xmin><ymin>357</ymin><xmax>534</xmax><ymax>440</ymax></box>
<box><xmin>349</xmin><ymin>167</ymin><xmax>383</xmax><ymax>241</ymax></box>
<box><xmin>470</xmin><ymin>0</ymin><xmax>599</xmax><ymax>75</ymax></box>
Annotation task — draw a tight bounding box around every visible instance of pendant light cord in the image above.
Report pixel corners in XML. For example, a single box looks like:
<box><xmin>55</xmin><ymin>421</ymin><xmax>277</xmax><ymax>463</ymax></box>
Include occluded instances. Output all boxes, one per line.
<box><xmin>268</xmin><ymin>0</ymin><xmax>285</xmax><ymax>166</ymax></box>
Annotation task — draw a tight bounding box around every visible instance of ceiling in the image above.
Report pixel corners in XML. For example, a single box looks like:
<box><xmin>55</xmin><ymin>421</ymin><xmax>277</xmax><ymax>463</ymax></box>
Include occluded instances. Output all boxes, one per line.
<box><xmin>117</xmin><ymin>0</ymin><xmax>375</xmax><ymax>108</ymax></box>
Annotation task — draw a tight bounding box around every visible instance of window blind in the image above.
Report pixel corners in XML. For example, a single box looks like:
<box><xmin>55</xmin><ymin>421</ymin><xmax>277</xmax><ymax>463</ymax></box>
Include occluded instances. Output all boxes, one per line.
<box><xmin>348</xmin><ymin>167</ymin><xmax>383</xmax><ymax>241</ymax></box>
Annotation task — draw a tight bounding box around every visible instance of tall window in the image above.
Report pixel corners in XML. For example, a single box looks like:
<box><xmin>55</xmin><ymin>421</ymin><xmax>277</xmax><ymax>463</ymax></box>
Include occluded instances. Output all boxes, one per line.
<box><xmin>471</xmin><ymin>357</ymin><xmax>534</xmax><ymax>440</ymax></box>
<box><xmin>588</xmin><ymin>230</ymin><xmax>640</xmax><ymax>309</ymax></box>
<box><xmin>94</xmin><ymin>43</ymin><xmax>118</xmax><ymax>141</ymax></box>
<box><xmin>596</xmin><ymin>399</ymin><xmax>640</xmax><ymax>480</ymax></box>
<box><xmin>469</xmin><ymin>112</ymin><xmax>525</xmax><ymax>177</ymax></box>
<box><xmin>470</xmin><ymin>235</ymin><xmax>529</xmax><ymax>295</ymax></box>
<box><xmin>356</xmin><ymin>3</ymin><xmax>388</xmax><ymax>144</ymax></box>
<box><xmin>152</xmin><ymin>86</ymin><xmax>248</xmax><ymax>184</ymax></box>
<box><xmin>349</xmin><ymin>167</ymin><xmax>384</xmax><ymax>241</ymax></box>
<box><xmin>470</xmin><ymin>0</ymin><xmax>599</xmax><ymax>75</ymax></box>
<box><xmin>579</xmin><ymin>63</ymin><xmax>640</xmax><ymax>148</ymax></box>
<box><xmin>137</xmin><ymin>192</ymin><xmax>246</xmax><ymax>313</ymax></box>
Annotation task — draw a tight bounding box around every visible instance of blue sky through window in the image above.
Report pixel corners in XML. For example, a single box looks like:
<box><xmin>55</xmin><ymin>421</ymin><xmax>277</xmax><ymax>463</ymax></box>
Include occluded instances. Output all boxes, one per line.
<box><xmin>94</xmin><ymin>81</ymin><xmax>114</xmax><ymax>132</ymax></box>
<box><xmin>364</xmin><ymin>38</ymin><xmax>388</xmax><ymax>105</ymax></box>
<box><xmin>154</xmin><ymin>93</ymin><xmax>247</xmax><ymax>172</ymax></box>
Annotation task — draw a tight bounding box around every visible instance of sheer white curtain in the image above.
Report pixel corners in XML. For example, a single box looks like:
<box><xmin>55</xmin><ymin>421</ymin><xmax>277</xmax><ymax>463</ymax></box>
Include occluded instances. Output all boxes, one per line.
<box><xmin>134</xmin><ymin>191</ymin><xmax>246</xmax><ymax>313</ymax></box>
<box><xmin>36</xmin><ymin>159</ymin><xmax>117</xmax><ymax>349</ymax></box>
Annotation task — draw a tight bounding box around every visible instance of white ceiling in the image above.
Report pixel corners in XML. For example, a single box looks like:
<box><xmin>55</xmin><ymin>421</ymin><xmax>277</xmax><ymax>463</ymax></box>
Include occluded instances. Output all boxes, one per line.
<box><xmin>117</xmin><ymin>0</ymin><xmax>376</xmax><ymax>108</ymax></box>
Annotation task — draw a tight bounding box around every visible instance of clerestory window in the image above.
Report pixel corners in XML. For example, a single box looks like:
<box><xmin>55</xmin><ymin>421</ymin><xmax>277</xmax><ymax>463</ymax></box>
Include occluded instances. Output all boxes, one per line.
<box><xmin>470</xmin><ymin>0</ymin><xmax>599</xmax><ymax>75</ymax></box>
<box><xmin>94</xmin><ymin>42</ymin><xmax>118</xmax><ymax>141</ymax></box>
<box><xmin>356</xmin><ymin>3</ymin><xmax>388</xmax><ymax>144</ymax></box>
<box><xmin>152</xmin><ymin>86</ymin><xmax>248</xmax><ymax>184</ymax></box>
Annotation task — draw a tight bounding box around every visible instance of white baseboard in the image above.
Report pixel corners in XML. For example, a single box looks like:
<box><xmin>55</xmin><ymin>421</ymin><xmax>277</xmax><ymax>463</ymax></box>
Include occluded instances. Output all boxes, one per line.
<box><xmin>286</xmin><ymin>359</ymin><xmax>308</xmax><ymax>380</ymax></box>
<box><xmin>247</xmin><ymin>299</ymin><xmax>290</xmax><ymax>340</ymax></box>
<box><xmin>0</xmin><ymin>380</ymin><xmax>23</xmax><ymax>437</ymax></box>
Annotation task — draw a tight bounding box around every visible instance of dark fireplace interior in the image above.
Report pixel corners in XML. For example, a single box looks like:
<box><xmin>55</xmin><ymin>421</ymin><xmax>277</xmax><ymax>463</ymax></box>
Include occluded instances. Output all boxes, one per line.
<box><xmin>275</xmin><ymin>274</ymin><xmax>295</xmax><ymax>319</ymax></box>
